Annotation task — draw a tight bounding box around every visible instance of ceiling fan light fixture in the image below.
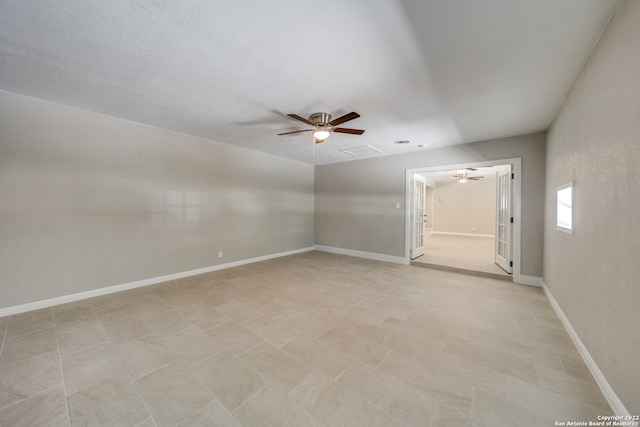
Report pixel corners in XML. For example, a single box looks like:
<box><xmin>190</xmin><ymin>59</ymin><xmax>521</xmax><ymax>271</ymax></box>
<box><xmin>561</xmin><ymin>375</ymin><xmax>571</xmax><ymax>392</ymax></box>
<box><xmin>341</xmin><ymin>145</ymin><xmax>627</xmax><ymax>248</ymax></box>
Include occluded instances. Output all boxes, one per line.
<box><xmin>459</xmin><ymin>178</ymin><xmax>467</xmax><ymax>183</ymax></box>
<box><xmin>313</xmin><ymin>128</ymin><xmax>330</xmax><ymax>142</ymax></box>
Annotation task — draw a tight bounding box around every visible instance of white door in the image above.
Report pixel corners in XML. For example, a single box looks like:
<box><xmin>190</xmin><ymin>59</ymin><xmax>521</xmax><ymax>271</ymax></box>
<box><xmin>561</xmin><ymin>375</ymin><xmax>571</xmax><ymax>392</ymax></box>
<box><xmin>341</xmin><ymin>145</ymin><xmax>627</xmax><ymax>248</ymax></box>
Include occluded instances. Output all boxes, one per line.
<box><xmin>495</xmin><ymin>166</ymin><xmax>513</xmax><ymax>273</ymax></box>
<box><xmin>411</xmin><ymin>175</ymin><xmax>427</xmax><ymax>259</ymax></box>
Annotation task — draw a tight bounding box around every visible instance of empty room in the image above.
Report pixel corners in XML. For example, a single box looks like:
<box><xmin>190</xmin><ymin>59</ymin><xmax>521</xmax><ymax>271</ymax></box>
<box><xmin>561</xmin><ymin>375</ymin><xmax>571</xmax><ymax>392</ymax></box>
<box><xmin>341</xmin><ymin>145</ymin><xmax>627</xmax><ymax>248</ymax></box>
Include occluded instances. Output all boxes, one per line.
<box><xmin>1</xmin><ymin>1</ymin><xmax>638</xmax><ymax>426</ymax></box>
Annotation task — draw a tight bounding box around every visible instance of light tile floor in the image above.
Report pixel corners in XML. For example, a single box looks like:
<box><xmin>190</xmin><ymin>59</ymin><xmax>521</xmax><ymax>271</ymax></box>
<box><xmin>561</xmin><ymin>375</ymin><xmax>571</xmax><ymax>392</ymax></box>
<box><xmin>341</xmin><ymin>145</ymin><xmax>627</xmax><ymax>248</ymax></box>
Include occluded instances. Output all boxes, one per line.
<box><xmin>0</xmin><ymin>251</ymin><xmax>612</xmax><ymax>426</ymax></box>
<box><xmin>413</xmin><ymin>234</ymin><xmax>511</xmax><ymax>279</ymax></box>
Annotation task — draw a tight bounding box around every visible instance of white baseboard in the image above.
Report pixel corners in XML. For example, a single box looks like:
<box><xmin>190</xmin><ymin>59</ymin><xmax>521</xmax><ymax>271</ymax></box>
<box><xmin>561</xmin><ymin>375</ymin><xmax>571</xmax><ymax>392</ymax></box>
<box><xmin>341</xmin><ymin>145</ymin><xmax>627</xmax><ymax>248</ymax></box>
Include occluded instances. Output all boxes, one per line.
<box><xmin>543</xmin><ymin>283</ymin><xmax>630</xmax><ymax>416</ymax></box>
<box><xmin>513</xmin><ymin>274</ymin><xmax>543</xmax><ymax>287</ymax></box>
<box><xmin>0</xmin><ymin>247</ymin><xmax>314</xmax><ymax>317</ymax></box>
<box><xmin>431</xmin><ymin>231</ymin><xmax>495</xmax><ymax>238</ymax></box>
<box><xmin>313</xmin><ymin>245</ymin><xmax>405</xmax><ymax>265</ymax></box>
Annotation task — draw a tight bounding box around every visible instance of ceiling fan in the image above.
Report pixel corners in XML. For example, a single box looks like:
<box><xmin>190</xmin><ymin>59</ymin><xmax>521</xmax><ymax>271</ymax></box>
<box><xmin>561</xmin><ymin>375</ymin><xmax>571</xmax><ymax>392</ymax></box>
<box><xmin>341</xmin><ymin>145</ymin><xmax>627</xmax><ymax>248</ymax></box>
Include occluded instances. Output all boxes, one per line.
<box><xmin>451</xmin><ymin>168</ymin><xmax>483</xmax><ymax>183</ymax></box>
<box><xmin>277</xmin><ymin>111</ymin><xmax>365</xmax><ymax>143</ymax></box>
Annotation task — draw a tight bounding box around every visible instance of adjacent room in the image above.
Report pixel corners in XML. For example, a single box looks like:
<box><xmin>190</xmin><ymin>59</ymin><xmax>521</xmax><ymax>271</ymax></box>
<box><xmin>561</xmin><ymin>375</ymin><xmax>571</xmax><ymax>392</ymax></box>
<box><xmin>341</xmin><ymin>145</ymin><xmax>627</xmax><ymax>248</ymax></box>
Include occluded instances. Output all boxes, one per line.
<box><xmin>1</xmin><ymin>1</ymin><xmax>638</xmax><ymax>426</ymax></box>
<box><xmin>410</xmin><ymin>165</ymin><xmax>512</xmax><ymax>278</ymax></box>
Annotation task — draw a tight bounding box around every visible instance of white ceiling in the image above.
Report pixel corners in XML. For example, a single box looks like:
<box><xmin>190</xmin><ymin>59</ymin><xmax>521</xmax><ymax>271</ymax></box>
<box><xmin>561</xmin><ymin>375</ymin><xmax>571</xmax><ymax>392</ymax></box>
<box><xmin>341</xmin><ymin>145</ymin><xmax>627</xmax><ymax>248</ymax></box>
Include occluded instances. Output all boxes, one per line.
<box><xmin>0</xmin><ymin>0</ymin><xmax>619</xmax><ymax>165</ymax></box>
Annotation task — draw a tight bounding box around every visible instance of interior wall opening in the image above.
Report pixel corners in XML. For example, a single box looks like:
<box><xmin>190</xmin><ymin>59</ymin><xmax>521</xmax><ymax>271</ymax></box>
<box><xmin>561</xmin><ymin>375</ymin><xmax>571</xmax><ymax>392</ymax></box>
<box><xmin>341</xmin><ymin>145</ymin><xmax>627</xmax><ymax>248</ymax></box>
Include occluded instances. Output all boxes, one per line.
<box><xmin>404</xmin><ymin>159</ymin><xmax>522</xmax><ymax>282</ymax></box>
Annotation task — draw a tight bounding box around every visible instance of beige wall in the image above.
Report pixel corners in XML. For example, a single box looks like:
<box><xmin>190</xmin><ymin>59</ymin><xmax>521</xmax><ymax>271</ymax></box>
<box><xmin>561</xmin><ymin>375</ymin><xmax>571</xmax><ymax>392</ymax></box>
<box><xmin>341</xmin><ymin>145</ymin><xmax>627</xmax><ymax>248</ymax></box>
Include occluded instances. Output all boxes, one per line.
<box><xmin>544</xmin><ymin>0</ymin><xmax>639</xmax><ymax>414</ymax></box>
<box><xmin>424</xmin><ymin>186</ymin><xmax>434</xmax><ymax>229</ymax></box>
<box><xmin>431</xmin><ymin>175</ymin><xmax>496</xmax><ymax>235</ymax></box>
<box><xmin>315</xmin><ymin>132</ymin><xmax>546</xmax><ymax>277</ymax></box>
<box><xmin>0</xmin><ymin>90</ymin><xmax>314</xmax><ymax>310</ymax></box>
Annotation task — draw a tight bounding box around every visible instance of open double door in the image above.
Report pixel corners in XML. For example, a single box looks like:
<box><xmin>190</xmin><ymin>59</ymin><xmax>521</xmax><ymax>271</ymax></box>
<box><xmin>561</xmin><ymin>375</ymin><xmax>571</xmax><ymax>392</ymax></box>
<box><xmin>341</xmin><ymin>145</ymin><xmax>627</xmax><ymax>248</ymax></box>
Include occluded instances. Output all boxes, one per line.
<box><xmin>410</xmin><ymin>165</ymin><xmax>513</xmax><ymax>274</ymax></box>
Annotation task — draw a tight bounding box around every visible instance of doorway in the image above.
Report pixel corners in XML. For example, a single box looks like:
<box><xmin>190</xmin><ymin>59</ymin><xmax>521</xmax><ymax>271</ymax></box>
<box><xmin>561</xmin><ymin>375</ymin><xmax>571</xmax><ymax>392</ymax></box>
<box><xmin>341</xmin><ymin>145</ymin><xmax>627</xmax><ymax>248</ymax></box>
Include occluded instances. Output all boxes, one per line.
<box><xmin>404</xmin><ymin>159</ymin><xmax>521</xmax><ymax>280</ymax></box>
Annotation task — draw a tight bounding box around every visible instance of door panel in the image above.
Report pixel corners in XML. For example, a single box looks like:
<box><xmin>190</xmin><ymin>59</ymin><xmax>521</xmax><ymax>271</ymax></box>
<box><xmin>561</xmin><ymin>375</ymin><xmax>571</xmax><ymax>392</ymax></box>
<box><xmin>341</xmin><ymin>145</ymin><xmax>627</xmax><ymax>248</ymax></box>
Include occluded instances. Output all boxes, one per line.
<box><xmin>411</xmin><ymin>175</ymin><xmax>426</xmax><ymax>259</ymax></box>
<box><xmin>495</xmin><ymin>166</ymin><xmax>512</xmax><ymax>273</ymax></box>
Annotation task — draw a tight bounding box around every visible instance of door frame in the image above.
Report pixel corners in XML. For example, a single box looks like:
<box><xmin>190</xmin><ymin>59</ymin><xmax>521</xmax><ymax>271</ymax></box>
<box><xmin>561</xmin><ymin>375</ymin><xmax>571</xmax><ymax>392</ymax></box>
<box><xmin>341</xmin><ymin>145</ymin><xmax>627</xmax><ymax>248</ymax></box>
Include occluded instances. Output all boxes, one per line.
<box><xmin>404</xmin><ymin>158</ymin><xmax>522</xmax><ymax>280</ymax></box>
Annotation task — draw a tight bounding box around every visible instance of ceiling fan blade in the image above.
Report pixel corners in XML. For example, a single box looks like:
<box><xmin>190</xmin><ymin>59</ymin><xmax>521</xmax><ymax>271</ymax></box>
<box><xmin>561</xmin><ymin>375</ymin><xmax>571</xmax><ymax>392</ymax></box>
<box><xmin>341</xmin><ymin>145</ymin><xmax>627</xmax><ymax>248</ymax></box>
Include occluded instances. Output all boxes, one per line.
<box><xmin>467</xmin><ymin>168</ymin><xmax>478</xmax><ymax>171</ymax></box>
<box><xmin>329</xmin><ymin>112</ymin><xmax>360</xmax><ymax>126</ymax></box>
<box><xmin>333</xmin><ymin>127</ymin><xmax>365</xmax><ymax>135</ymax></box>
<box><xmin>469</xmin><ymin>176</ymin><xmax>484</xmax><ymax>180</ymax></box>
<box><xmin>277</xmin><ymin>129</ymin><xmax>313</xmax><ymax>136</ymax></box>
<box><xmin>287</xmin><ymin>114</ymin><xmax>315</xmax><ymax>126</ymax></box>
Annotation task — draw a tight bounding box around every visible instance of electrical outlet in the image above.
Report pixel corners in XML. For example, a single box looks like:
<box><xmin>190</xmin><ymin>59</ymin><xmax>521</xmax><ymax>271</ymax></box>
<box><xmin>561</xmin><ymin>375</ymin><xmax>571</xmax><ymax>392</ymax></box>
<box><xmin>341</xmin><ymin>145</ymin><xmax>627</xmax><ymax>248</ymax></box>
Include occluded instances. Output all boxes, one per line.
<box><xmin>218</xmin><ymin>251</ymin><xmax>223</xmax><ymax>258</ymax></box>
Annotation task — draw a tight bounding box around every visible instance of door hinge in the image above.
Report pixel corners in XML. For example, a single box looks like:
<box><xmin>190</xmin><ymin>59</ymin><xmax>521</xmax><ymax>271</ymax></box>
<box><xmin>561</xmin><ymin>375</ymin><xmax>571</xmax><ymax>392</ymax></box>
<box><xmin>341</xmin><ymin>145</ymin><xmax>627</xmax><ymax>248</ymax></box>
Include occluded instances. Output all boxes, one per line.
<box><xmin>510</xmin><ymin>217</ymin><xmax>514</xmax><ymax>223</ymax></box>
<box><xmin>509</xmin><ymin>261</ymin><xmax>513</xmax><ymax>267</ymax></box>
<box><xmin>511</xmin><ymin>173</ymin><xmax>514</xmax><ymax>179</ymax></box>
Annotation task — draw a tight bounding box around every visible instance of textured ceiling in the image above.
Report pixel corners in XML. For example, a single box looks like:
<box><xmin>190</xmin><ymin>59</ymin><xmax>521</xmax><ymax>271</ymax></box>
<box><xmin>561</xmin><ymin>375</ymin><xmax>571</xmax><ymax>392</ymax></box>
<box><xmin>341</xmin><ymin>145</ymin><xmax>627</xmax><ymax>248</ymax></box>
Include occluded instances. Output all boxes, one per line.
<box><xmin>0</xmin><ymin>0</ymin><xmax>619</xmax><ymax>164</ymax></box>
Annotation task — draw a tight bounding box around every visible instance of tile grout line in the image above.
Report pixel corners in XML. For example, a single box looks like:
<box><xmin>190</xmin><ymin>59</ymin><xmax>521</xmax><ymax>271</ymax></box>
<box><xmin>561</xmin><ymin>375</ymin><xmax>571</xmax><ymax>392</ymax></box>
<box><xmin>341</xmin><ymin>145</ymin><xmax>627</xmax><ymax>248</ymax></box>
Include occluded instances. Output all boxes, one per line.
<box><xmin>0</xmin><ymin>315</ymin><xmax>8</xmax><ymax>357</ymax></box>
<box><xmin>108</xmin><ymin>330</ymin><xmax>160</xmax><ymax>427</ymax></box>
<box><xmin>235</xmin><ymin>338</ymin><xmax>269</xmax><ymax>359</ymax></box>
<box><xmin>193</xmin><ymin>347</ymin><xmax>279</xmax><ymax>424</ymax></box>
<box><xmin>2</xmin><ymin>323</ymin><xmax>54</xmax><ymax>340</ymax></box>
<box><xmin>331</xmin><ymin>359</ymin><xmax>402</xmax><ymax>425</ymax></box>
<box><xmin>332</xmin><ymin>358</ymin><xmax>354</xmax><ymax>383</ymax></box>
<box><xmin>52</xmin><ymin>311</ymin><xmax>72</xmax><ymax>425</ymax></box>
<box><xmin>0</xmin><ymin>384</ymin><xmax>65</xmax><ymax>414</ymax></box>
<box><xmin>57</xmin><ymin>330</ymin><xmax>112</xmax><ymax>358</ymax></box>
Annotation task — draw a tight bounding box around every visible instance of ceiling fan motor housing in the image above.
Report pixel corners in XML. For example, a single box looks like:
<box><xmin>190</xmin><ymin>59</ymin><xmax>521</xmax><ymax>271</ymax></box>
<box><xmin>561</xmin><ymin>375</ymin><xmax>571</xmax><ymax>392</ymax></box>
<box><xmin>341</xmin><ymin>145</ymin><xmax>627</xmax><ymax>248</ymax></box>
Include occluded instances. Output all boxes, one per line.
<box><xmin>309</xmin><ymin>112</ymin><xmax>332</xmax><ymax>126</ymax></box>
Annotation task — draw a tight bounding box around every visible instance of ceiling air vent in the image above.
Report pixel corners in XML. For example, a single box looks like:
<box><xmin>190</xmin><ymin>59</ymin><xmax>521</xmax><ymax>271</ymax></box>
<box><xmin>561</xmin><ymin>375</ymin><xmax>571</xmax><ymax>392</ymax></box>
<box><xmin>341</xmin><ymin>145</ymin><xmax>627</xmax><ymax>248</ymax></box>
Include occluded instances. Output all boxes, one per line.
<box><xmin>338</xmin><ymin>145</ymin><xmax>383</xmax><ymax>157</ymax></box>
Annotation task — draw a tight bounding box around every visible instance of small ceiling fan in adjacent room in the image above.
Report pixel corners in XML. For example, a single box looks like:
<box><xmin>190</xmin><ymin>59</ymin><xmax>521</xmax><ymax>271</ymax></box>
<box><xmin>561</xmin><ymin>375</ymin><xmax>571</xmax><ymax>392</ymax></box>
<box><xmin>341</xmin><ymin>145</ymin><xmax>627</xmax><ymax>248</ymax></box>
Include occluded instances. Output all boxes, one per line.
<box><xmin>451</xmin><ymin>168</ymin><xmax>484</xmax><ymax>183</ymax></box>
<box><xmin>277</xmin><ymin>111</ymin><xmax>365</xmax><ymax>143</ymax></box>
